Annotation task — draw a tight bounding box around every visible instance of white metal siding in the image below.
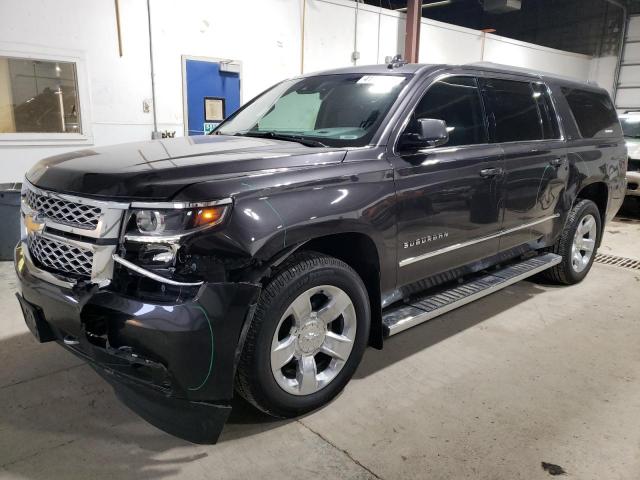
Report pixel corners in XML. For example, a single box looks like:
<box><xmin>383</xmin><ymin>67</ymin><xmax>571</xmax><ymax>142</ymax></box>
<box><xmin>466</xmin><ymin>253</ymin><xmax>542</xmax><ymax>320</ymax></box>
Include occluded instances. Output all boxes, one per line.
<box><xmin>616</xmin><ymin>15</ymin><xmax>640</xmax><ymax>111</ymax></box>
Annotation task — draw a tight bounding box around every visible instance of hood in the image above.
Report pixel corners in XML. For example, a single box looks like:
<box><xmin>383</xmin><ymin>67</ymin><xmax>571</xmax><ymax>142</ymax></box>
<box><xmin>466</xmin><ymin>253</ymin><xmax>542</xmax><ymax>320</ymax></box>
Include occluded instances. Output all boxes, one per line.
<box><xmin>27</xmin><ymin>135</ymin><xmax>347</xmax><ymax>200</ymax></box>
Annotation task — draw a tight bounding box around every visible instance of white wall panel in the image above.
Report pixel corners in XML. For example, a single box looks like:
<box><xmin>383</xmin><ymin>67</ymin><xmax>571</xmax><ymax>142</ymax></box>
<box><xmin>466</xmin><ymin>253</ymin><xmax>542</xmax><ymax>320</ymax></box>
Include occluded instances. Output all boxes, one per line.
<box><xmin>354</xmin><ymin>6</ymin><xmax>382</xmax><ymax>66</ymax></box>
<box><xmin>419</xmin><ymin>20</ymin><xmax>482</xmax><ymax>64</ymax></box>
<box><xmin>303</xmin><ymin>0</ymin><xmax>355</xmax><ymax>73</ymax></box>
<box><xmin>615</xmin><ymin>89</ymin><xmax>640</xmax><ymax>110</ymax></box>
<box><xmin>377</xmin><ymin>12</ymin><xmax>405</xmax><ymax>63</ymax></box>
<box><xmin>484</xmin><ymin>35</ymin><xmax>591</xmax><ymax>80</ymax></box>
<box><xmin>150</xmin><ymin>0</ymin><xmax>302</xmax><ymax>128</ymax></box>
<box><xmin>622</xmin><ymin>43</ymin><xmax>640</xmax><ymax>63</ymax></box>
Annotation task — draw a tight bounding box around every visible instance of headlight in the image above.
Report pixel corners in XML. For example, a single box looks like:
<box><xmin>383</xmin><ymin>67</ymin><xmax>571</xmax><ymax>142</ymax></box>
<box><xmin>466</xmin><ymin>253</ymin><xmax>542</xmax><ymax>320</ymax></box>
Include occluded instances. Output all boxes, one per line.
<box><xmin>124</xmin><ymin>203</ymin><xmax>230</xmax><ymax>242</ymax></box>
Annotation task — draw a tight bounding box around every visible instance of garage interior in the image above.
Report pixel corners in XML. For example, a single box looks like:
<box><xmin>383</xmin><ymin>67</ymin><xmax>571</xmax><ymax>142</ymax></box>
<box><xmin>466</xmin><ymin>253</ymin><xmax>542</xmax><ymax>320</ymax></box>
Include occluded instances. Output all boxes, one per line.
<box><xmin>1</xmin><ymin>0</ymin><xmax>640</xmax><ymax>478</ymax></box>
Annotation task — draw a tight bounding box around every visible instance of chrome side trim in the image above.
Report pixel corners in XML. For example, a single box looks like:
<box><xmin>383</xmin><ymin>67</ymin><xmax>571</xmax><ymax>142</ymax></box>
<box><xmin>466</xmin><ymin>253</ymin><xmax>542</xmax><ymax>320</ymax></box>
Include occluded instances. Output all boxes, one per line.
<box><xmin>399</xmin><ymin>214</ymin><xmax>560</xmax><ymax>267</ymax></box>
<box><xmin>130</xmin><ymin>198</ymin><xmax>233</xmax><ymax>209</ymax></box>
<box><xmin>123</xmin><ymin>234</ymin><xmax>184</xmax><ymax>244</ymax></box>
<box><xmin>112</xmin><ymin>254</ymin><xmax>204</xmax><ymax>287</ymax></box>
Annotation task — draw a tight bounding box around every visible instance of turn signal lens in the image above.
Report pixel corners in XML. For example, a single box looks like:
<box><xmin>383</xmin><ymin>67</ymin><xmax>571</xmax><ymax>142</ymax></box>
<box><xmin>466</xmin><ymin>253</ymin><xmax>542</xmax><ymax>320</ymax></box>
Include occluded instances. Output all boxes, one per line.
<box><xmin>193</xmin><ymin>207</ymin><xmax>225</xmax><ymax>227</ymax></box>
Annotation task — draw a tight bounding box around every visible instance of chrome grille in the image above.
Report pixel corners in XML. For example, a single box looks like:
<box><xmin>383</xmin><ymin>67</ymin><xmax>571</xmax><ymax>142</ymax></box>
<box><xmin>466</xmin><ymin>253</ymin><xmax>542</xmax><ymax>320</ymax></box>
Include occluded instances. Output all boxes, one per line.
<box><xmin>25</xmin><ymin>189</ymin><xmax>101</xmax><ymax>229</ymax></box>
<box><xmin>28</xmin><ymin>235</ymin><xmax>93</xmax><ymax>277</ymax></box>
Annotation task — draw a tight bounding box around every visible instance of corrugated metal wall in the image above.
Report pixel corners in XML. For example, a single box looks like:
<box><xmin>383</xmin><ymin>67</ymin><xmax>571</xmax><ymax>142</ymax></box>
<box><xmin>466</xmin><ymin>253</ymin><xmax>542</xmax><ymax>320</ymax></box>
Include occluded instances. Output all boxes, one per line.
<box><xmin>616</xmin><ymin>15</ymin><xmax>640</xmax><ymax>111</ymax></box>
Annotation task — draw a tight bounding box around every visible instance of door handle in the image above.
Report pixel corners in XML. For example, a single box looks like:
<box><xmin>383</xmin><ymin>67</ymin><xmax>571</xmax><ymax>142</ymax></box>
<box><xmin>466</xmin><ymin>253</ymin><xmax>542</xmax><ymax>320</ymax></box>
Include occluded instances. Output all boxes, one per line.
<box><xmin>479</xmin><ymin>167</ymin><xmax>504</xmax><ymax>178</ymax></box>
<box><xmin>549</xmin><ymin>157</ymin><xmax>565</xmax><ymax>167</ymax></box>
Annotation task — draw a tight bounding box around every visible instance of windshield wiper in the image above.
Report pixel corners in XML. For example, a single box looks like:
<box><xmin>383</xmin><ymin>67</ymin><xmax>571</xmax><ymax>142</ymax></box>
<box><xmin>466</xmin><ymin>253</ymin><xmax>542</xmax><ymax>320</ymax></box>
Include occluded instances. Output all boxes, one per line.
<box><xmin>234</xmin><ymin>131</ymin><xmax>327</xmax><ymax>148</ymax></box>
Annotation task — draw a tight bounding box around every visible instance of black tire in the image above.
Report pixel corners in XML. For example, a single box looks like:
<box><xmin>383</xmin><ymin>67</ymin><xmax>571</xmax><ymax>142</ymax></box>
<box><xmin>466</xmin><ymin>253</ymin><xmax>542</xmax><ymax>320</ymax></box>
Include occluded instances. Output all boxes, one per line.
<box><xmin>543</xmin><ymin>199</ymin><xmax>602</xmax><ymax>284</ymax></box>
<box><xmin>235</xmin><ymin>251</ymin><xmax>370</xmax><ymax>418</ymax></box>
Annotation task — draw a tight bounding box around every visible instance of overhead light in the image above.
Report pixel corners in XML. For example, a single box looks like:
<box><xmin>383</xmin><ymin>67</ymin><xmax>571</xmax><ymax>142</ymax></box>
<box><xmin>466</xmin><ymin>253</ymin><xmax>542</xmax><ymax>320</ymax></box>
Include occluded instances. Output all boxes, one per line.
<box><xmin>396</xmin><ymin>0</ymin><xmax>452</xmax><ymax>12</ymax></box>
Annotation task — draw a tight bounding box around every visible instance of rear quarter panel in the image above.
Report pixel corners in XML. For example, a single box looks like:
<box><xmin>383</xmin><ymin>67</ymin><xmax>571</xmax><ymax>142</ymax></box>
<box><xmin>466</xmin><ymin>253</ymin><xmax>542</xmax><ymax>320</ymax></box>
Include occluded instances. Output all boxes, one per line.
<box><xmin>548</xmin><ymin>81</ymin><xmax>627</xmax><ymax>226</ymax></box>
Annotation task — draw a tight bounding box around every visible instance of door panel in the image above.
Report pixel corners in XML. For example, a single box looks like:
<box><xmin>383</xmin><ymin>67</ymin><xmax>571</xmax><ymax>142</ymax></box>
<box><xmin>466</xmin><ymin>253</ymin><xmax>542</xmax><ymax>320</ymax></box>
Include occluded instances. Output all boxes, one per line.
<box><xmin>479</xmin><ymin>77</ymin><xmax>567</xmax><ymax>251</ymax></box>
<box><xmin>499</xmin><ymin>142</ymin><xmax>567</xmax><ymax>250</ymax></box>
<box><xmin>390</xmin><ymin>75</ymin><xmax>505</xmax><ymax>288</ymax></box>
<box><xmin>392</xmin><ymin>145</ymin><xmax>504</xmax><ymax>287</ymax></box>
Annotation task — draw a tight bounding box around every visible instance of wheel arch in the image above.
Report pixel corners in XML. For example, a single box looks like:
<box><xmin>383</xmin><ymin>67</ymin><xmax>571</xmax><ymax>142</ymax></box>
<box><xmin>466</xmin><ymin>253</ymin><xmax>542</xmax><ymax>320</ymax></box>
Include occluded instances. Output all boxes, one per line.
<box><xmin>249</xmin><ymin>232</ymin><xmax>384</xmax><ymax>350</ymax></box>
<box><xmin>300</xmin><ymin>232</ymin><xmax>383</xmax><ymax>349</ymax></box>
<box><xmin>575</xmin><ymin>181</ymin><xmax>608</xmax><ymax>245</ymax></box>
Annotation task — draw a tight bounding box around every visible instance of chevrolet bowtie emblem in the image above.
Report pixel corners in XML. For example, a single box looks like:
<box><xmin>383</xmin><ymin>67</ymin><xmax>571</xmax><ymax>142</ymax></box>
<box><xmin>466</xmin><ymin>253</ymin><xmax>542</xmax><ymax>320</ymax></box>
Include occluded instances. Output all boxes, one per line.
<box><xmin>24</xmin><ymin>213</ymin><xmax>45</xmax><ymax>235</ymax></box>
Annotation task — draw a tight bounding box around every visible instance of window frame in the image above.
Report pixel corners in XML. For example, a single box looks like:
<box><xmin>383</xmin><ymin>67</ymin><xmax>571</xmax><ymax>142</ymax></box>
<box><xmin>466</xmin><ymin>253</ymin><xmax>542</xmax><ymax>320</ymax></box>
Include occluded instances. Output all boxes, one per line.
<box><xmin>392</xmin><ymin>73</ymin><xmax>491</xmax><ymax>155</ymax></box>
<box><xmin>0</xmin><ymin>42</ymin><xmax>92</xmax><ymax>146</ymax></box>
<box><xmin>477</xmin><ymin>75</ymin><xmax>565</xmax><ymax>145</ymax></box>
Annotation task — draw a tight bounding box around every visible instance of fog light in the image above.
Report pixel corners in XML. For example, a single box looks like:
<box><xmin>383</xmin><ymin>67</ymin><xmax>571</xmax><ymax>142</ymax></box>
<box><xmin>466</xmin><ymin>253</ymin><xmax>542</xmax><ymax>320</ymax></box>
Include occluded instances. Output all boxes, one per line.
<box><xmin>138</xmin><ymin>244</ymin><xmax>175</xmax><ymax>265</ymax></box>
<box><xmin>152</xmin><ymin>251</ymin><xmax>175</xmax><ymax>263</ymax></box>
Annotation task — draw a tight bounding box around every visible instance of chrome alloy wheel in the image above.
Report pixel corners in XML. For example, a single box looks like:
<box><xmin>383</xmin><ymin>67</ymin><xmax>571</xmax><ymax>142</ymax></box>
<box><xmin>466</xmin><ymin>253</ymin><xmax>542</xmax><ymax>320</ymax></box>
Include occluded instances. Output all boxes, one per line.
<box><xmin>270</xmin><ymin>285</ymin><xmax>357</xmax><ymax>396</ymax></box>
<box><xmin>571</xmin><ymin>213</ymin><xmax>597</xmax><ymax>273</ymax></box>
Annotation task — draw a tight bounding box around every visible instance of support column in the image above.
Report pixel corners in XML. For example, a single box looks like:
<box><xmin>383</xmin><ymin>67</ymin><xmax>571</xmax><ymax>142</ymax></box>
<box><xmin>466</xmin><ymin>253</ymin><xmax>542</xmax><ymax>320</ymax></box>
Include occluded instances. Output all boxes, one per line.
<box><xmin>405</xmin><ymin>0</ymin><xmax>422</xmax><ymax>63</ymax></box>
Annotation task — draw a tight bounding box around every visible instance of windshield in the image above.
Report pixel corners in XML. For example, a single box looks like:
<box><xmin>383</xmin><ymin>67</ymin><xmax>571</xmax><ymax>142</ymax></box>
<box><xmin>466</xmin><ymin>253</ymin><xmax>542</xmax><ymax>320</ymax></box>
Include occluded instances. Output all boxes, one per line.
<box><xmin>215</xmin><ymin>73</ymin><xmax>410</xmax><ymax>147</ymax></box>
<box><xmin>620</xmin><ymin>116</ymin><xmax>640</xmax><ymax>138</ymax></box>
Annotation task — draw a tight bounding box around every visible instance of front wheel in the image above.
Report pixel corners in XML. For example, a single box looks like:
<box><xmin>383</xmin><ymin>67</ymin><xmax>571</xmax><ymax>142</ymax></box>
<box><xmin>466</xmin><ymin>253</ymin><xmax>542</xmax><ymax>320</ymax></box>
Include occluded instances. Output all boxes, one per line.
<box><xmin>235</xmin><ymin>252</ymin><xmax>370</xmax><ymax>418</ymax></box>
<box><xmin>543</xmin><ymin>198</ymin><xmax>602</xmax><ymax>284</ymax></box>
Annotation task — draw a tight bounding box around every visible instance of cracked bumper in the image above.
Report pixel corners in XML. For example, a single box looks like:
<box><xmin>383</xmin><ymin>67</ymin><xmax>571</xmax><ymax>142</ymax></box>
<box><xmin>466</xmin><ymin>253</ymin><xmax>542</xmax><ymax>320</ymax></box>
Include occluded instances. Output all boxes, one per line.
<box><xmin>14</xmin><ymin>243</ymin><xmax>261</xmax><ymax>444</ymax></box>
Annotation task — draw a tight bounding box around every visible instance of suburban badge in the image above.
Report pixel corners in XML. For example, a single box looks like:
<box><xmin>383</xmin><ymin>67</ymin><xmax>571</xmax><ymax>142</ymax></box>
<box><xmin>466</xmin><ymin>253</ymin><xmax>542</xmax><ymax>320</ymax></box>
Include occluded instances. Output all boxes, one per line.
<box><xmin>403</xmin><ymin>232</ymin><xmax>449</xmax><ymax>249</ymax></box>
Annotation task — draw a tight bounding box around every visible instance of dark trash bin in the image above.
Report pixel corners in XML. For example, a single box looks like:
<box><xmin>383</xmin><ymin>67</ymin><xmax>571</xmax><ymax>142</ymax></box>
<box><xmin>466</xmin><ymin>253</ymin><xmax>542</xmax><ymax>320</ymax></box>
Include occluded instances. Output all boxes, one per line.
<box><xmin>0</xmin><ymin>183</ymin><xmax>22</xmax><ymax>261</ymax></box>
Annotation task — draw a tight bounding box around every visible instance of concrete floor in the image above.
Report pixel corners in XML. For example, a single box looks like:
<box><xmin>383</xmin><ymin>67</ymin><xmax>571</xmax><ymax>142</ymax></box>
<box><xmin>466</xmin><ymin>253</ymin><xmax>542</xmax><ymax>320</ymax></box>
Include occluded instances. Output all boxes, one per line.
<box><xmin>1</xmin><ymin>204</ymin><xmax>640</xmax><ymax>480</ymax></box>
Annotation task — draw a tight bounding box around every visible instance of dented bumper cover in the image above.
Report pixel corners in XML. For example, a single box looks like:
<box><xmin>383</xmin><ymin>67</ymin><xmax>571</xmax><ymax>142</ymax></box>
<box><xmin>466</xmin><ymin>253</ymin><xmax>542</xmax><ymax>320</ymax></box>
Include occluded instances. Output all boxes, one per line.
<box><xmin>14</xmin><ymin>243</ymin><xmax>261</xmax><ymax>444</ymax></box>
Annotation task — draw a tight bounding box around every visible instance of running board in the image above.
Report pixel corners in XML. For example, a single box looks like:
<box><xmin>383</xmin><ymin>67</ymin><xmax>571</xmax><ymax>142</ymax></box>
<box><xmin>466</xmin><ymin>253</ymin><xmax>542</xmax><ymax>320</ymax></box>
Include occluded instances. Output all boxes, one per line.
<box><xmin>382</xmin><ymin>253</ymin><xmax>562</xmax><ymax>336</ymax></box>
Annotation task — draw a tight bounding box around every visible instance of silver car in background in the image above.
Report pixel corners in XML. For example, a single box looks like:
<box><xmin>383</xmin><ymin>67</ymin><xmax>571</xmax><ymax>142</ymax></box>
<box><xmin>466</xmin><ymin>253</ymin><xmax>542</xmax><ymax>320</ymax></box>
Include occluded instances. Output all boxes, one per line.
<box><xmin>620</xmin><ymin>112</ymin><xmax>640</xmax><ymax>198</ymax></box>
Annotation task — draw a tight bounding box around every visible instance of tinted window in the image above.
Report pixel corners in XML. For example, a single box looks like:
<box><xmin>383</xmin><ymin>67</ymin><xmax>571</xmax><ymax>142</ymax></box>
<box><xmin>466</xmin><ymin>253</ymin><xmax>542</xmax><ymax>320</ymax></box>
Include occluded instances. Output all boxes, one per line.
<box><xmin>408</xmin><ymin>76</ymin><xmax>487</xmax><ymax>147</ymax></box>
<box><xmin>481</xmin><ymin>78</ymin><xmax>542</xmax><ymax>142</ymax></box>
<box><xmin>532</xmin><ymin>83</ymin><xmax>560</xmax><ymax>139</ymax></box>
<box><xmin>562</xmin><ymin>88</ymin><xmax>621</xmax><ymax>138</ymax></box>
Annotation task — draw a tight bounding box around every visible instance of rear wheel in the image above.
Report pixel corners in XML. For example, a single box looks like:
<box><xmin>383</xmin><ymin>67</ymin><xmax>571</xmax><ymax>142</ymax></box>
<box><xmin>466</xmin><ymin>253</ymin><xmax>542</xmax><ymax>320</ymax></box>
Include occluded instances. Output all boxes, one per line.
<box><xmin>543</xmin><ymin>199</ymin><xmax>601</xmax><ymax>284</ymax></box>
<box><xmin>236</xmin><ymin>252</ymin><xmax>370</xmax><ymax>417</ymax></box>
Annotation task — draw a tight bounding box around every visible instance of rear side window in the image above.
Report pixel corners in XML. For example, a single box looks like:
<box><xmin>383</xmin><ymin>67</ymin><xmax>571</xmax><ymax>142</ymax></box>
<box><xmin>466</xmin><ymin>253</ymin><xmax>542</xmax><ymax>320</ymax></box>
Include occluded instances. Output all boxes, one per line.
<box><xmin>409</xmin><ymin>76</ymin><xmax>487</xmax><ymax>147</ymax></box>
<box><xmin>562</xmin><ymin>88</ymin><xmax>621</xmax><ymax>138</ymax></box>
<box><xmin>532</xmin><ymin>83</ymin><xmax>560</xmax><ymax>139</ymax></box>
<box><xmin>480</xmin><ymin>78</ymin><xmax>543</xmax><ymax>142</ymax></box>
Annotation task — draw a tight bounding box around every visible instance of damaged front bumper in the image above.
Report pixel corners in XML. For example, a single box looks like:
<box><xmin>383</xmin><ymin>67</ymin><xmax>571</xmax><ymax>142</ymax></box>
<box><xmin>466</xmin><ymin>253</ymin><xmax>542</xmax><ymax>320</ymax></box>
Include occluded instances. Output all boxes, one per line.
<box><xmin>14</xmin><ymin>242</ymin><xmax>261</xmax><ymax>444</ymax></box>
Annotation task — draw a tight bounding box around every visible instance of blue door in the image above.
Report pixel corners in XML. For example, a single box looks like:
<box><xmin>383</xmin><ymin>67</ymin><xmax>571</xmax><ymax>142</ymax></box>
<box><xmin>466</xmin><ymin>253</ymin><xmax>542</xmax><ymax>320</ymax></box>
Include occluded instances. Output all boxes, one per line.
<box><xmin>184</xmin><ymin>59</ymin><xmax>240</xmax><ymax>136</ymax></box>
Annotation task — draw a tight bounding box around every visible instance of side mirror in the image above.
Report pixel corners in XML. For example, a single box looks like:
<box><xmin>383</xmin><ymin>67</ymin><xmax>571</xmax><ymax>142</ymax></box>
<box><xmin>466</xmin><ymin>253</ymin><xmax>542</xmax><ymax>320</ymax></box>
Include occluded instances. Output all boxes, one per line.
<box><xmin>399</xmin><ymin>118</ymin><xmax>449</xmax><ymax>151</ymax></box>
<box><xmin>417</xmin><ymin>118</ymin><xmax>449</xmax><ymax>146</ymax></box>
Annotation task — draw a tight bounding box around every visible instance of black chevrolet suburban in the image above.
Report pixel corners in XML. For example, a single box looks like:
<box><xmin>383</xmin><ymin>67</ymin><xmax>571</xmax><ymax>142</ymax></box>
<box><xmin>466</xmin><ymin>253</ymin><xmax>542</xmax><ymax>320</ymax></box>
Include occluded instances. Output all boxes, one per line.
<box><xmin>15</xmin><ymin>61</ymin><xmax>626</xmax><ymax>443</ymax></box>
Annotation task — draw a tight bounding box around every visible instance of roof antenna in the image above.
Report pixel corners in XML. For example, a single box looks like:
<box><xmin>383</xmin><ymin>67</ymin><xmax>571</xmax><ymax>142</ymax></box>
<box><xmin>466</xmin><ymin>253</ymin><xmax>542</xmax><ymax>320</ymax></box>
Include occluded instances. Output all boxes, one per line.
<box><xmin>387</xmin><ymin>54</ymin><xmax>408</xmax><ymax>69</ymax></box>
